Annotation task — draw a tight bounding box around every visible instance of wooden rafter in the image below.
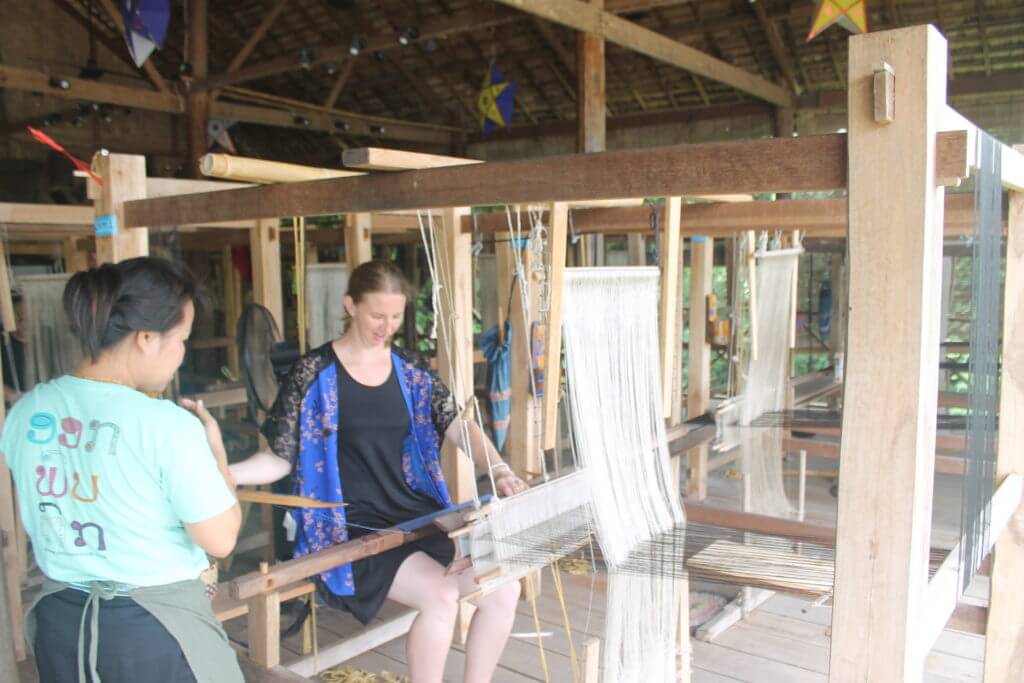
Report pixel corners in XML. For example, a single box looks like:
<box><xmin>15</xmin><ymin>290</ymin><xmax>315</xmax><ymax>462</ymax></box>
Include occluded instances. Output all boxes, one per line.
<box><xmin>530</xmin><ymin>18</ymin><xmax>586</xmax><ymax>109</ymax></box>
<box><xmin>191</xmin><ymin>5</ymin><xmax>520</xmax><ymax>93</ymax></box>
<box><xmin>491</xmin><ymin>0</ymin><xmax>794</xmax><ymax>107</ymax></box>
<box><xmin>323</xmin><ymin>58</ymin><xmax>356</xmax><ymax>109</ymax></box>
<box><xmin>223</xmin><ymin>0</ymin><xmax>289</xmax><ymax>75</ymax></box>
<box><xmin>749</xmin><ymin>0</ymin><xmax>801</xmax><ymax>95</ymax></box>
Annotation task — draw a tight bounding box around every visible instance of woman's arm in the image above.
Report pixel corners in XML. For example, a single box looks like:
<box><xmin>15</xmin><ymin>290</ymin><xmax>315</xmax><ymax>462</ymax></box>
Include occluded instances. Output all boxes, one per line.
<box><xmin>229</xmin><ymin>450</ymin><xmax>293</xmax><ymax>486</ymax></box>
<box><xmin>444</xmin><ymin>418</ymin><xmax>528</xmax><ymax>496</ymax></box>
<box><xmin>178</xmin><ymin>398</ymin><xmax>242</xmax><ymax>558</ymax></box>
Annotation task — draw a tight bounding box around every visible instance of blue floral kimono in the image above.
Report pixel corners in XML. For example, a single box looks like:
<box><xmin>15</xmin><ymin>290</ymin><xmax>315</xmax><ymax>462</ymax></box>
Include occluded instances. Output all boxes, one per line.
<box><xmin>261</xmin><ymin>343</ymin><xmax>456</xmax><ymax>596</ymax></box>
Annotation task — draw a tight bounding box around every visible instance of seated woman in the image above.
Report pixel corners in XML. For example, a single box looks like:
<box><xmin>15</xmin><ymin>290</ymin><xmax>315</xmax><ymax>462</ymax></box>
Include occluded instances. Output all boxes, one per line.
<box><xmin>231</xmin><ymin>259</ymin><xmax>528</xmax><ymax>683</ymax></box>
<box><xmin>0</xmin><ymin>257</ymin><xmax>243</xmax><ymax>682</ymax></box>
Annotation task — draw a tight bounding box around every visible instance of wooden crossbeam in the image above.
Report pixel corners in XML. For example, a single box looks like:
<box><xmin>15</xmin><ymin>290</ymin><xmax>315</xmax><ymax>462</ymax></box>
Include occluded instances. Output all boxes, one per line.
<box><xmin>123</xmin><ymin>135</ymin><xmax>849</xmax><ymax>227</ymax></box>
<box><xmin>0</xmin><ymin>64</ymin><xmax>182</xmax><ymax>112</ymax></box>
<box><xmin>461</xmin><ymin>193</ymin><xmax>980</xmax><ymax>238</ymax></box>
<box><xmin>231</xmin><ymin>525</ymin><xmax>438</xmax><ymax>600</ymax></box>
<box><xmin>0</xmin><ymin>63</ymin><xmax>451</xmax><ymax>146</ymax></box>
<box><xmin>209</xmin><ymin>100</ymin><xmax>451</xmax><ymax>146</ymax></box>
<box><xmin>123</xmin><ymin>131</ymin><xmax>971</xmax><ymax>230</ymax></box>
<box><xmin>492</xmin><ymin>0</ymin><xmax>794</xmax><ymax>107</ymax></box>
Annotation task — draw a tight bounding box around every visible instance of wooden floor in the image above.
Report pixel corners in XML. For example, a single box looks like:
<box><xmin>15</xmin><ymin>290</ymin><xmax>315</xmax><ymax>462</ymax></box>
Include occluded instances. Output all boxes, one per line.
<box><xmin>14</xmin><ymin>456</ymin><xmax>988</xmax><ymax>682</ymax></box>
<box><xmin>217</xmin><ymin>454</ymin><xmax>983</xmax><ymax>682</ymax></box>
<box><xmin>208</xmin><ymin>568</ymin><xmax>984</xmax><ymax>682</ymax></box>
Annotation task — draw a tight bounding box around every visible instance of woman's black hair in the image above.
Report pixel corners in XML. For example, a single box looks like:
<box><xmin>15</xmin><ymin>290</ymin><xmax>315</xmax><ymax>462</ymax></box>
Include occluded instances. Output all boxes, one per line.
<box><xmin>63</xmin><ymin>257</ymin><xmax>202</xmax><ymax>361</ymax></box>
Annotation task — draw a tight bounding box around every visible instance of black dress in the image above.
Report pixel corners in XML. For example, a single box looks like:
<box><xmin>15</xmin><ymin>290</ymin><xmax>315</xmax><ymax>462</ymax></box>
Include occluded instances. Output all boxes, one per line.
<box><xmin>332</xmin><ymin>358</ymin><xmax>455</xmax><ymax>624</ymax></box>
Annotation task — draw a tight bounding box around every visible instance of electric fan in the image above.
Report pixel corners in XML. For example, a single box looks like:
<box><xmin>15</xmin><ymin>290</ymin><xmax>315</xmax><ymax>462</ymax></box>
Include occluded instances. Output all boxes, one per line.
<box><xmin>236</xmin><ymin>303</ymin><xmax>298</xmax><ymax>421</ymax></box>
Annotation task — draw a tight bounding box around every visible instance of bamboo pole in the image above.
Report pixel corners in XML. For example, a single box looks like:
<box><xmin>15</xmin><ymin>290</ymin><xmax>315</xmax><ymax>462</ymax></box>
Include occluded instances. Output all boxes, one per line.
<box><xmin>199</xmin><ymin>154</ymin><xmax>362</xmax><ymax>184</ymax></box>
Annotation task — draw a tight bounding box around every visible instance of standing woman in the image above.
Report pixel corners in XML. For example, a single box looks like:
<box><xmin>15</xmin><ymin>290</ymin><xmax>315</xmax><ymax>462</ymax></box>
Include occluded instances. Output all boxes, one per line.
<box><xmin>0</xmin><ymin>258</ymin><xmax>243</xmax><ymax>683</ymax></box>
<box><xmin>231</xmin><ymin>259</ymin><xmax>528</xmax><ymax>683</ymax></box>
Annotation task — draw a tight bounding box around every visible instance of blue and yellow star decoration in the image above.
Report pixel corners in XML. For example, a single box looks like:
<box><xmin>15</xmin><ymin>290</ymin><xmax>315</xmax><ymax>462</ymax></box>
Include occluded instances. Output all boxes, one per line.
<box><xmin>477</xmin><ymin>63</ymin><xmax>515</xmax><ymax>136</ymax></box>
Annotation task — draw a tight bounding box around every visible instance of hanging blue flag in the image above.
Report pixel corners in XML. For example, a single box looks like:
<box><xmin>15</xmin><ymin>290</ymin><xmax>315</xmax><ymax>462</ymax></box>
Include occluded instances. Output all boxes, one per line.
<box><xmin>121</xmin><ymin>0</ymin><xmax>171</xmax><ymax>68</ymax></box>
<box><xmin>479</xmin><ymin>321</ymin><xmax>512</xmax><ymax>453</ymax></box>
<box><xmin>477</xmin><ymin>63</ymin><xmax>515</xmax><ymax>137</ymax></box>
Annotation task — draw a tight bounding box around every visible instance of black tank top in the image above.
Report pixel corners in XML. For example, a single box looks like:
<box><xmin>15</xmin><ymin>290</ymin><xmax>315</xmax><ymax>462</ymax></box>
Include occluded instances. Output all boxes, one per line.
<box><xmin>335</xmin><ymin>359</ymin><xmax>440</xmax><ymax>527</ymax></box>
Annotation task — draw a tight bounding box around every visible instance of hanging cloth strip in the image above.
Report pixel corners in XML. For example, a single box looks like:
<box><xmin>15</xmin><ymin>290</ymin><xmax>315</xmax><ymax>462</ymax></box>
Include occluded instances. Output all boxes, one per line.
<box><xmin>478</xmin><ymin>319</ymin><xmax>512</xmax><ymax>453</ymax></box>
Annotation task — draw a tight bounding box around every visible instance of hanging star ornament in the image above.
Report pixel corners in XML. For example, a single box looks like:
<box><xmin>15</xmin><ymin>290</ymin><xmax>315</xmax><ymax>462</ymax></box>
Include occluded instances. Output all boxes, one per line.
<box><xmin>477</xmin><ymin>63</ymin><xmax>516</xmax><ymax>136</ymax></box>
<box><xmin>807</xmin><ymin>0</ymin><xmax>868</xmax><ymax>42</ymax></box>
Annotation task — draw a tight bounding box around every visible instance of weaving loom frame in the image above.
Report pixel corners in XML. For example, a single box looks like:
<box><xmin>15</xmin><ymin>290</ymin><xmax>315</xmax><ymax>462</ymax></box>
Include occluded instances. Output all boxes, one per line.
<box><xmin>1</xmin><ymin>24</ymin><xmax>1023</xmax><ymax>683</ymax></box>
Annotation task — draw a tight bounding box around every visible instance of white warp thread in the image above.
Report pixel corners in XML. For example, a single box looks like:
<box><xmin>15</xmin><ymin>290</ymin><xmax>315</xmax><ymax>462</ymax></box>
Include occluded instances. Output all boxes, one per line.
<box><xmin>734</xmin><ymin>253</ymin><xmax>798</xmax><ymax>518</ymax></box>
<box><xmin>562</xmin><ymin>267</ymin><xmax>684</xmax><ymax>682</ymax></box>
<box><xmin>19</xmin><ymin>274</ymin><xmax>81</xmax><ymax>388</ymax></box>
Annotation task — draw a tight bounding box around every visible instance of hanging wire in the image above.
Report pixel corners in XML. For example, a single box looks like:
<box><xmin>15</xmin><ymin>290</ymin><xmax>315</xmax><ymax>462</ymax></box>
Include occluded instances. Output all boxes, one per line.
<box><xmin>416</xmin><ymin>209</ymin><xmax>485</xmax><ymax>509</ymax></box>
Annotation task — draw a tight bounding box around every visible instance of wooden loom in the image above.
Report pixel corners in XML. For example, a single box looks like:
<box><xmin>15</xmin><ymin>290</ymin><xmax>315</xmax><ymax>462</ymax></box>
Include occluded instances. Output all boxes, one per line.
<box><xmin>0</xmin><ymin>25</ymin><xmax>1021</xmax><ymax>682</ymax></box>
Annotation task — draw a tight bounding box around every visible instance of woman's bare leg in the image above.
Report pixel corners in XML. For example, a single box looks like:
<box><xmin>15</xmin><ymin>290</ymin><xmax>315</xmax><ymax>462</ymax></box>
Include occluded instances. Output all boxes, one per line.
<box><xmin>387</xmin><ymin>552</ymin><xmax>460</xmax><ymax>683</ymax></box>
<box><xmin>457</xmin><ymin>571</ymin><xmax>521</xmax><ymax>683</ymax></box>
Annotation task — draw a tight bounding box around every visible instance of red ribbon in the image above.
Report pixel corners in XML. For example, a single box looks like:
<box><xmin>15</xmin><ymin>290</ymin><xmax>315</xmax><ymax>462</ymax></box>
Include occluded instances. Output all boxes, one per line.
<box><xmin>26</xmin><ymin>126</ymin><xmax>103</xmax><ymax>185</ymax></box>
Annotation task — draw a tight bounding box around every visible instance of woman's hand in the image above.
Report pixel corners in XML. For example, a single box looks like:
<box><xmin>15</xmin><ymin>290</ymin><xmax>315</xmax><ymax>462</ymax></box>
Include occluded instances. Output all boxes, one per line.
<box><xmin>180</xmin><ymin>398</ymin><xmax>228</xmax><ymax>466</ymax></box>
<box><xmin>493</xmin><ymin>466</ymin><xmax>528</xmax><ymax>497</ymax></box>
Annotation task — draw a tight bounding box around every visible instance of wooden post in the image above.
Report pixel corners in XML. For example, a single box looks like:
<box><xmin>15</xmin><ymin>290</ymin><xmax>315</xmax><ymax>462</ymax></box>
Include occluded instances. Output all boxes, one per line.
<box><xmin>248</xmin><ymin>564</ymin><xmax>280</xmax><ymax>668</ymax></box>
<box><xmin>345</xmin><ymin>213</ymin><xmax>373</xmax><ymax>270</ymax></box>
<box><xmin>497</xmin><ymin>233</ymin><xmax>541</xmax><ymax>476</ymax></box>
<box><xmin>685</xmin><ymin>237</ymin><xmax>712</xmax><ymax>500</ymax></box>
<box><xmin>627</xmin><ymin>234</ymin><xmax>645</xmax><ymax>265</ymax></box>
<box><xmin>62</xmin><ymin>237</ymin><xmax>89</xmax><ymax>272</ymax></box>
<box><xmin>247</xmin><ymin>219</ymin><xmax>281</xmax><ymax>567</ymax></box>
<box><xmin>659</xmin><ymin>197</ymin><xmax>682</xmax><ymax>418</ymax></box>
<box><xmin>829</xmin><ymin>26</ymin><xmax>947</xmax><ymax>681</ymax></box>
<box><xmin>433</xmin><ymin>207</ymin><xmax>476</xmax><ymax>643</ymax></box>
<box><xmin>577</xmin><ymin>0</ymin><xmax>605</xmax><ymax>269</ymax></box>
<box><xmin>222</xmin><ymin>246</ymin><xmax>241</xmax><ymax>376</ymax></box>
<box><xmin>0</xmin><ymin>541</ymin><xmax>17</xmax><ymax>680</ymax></box>
<box><xmin>250</xmin><ymin>219</ymin><xmax>284</xmax><ymax>331</ymax></box>
<box><xmin>542</xmin><ymin>203</ymin><xmax>569</xmax><ymax>450</ymax></box>
<box><xmin>92</xmin><ymin>153</ymin><xmax>148</xmax><ymax>264</ymax></box>
<box><xmin>983</xmin><ymin>188</ymin><xmax>1024</xmax><ymax>681</ymax></box>
<box><xmin>0</xmin><ymin>346</ymin><xmax>24</xmax><ymax>662</ymax></box>
<box><xmin>436</xmin><ymin>207</ymin><xmax>475</xmax><ymax>503</ymax></box>
<box><xmin>661</xmin><ymin>219</ymin><xmax>692</xmax><ymax>682</ymax></box>
<box><xmin>576</xmin><ymin>0</ymin><xmax>605</xmax><ymax>154</ymax></box>
<box><xmin>187</xmin><ymin>0</ymin><xmax>209</xmax><ymax>177</ymax></box>
<box><xmin>0</xmin><ymin>243</ymin><xmax>14</xmax><ymax>334</ymax></box>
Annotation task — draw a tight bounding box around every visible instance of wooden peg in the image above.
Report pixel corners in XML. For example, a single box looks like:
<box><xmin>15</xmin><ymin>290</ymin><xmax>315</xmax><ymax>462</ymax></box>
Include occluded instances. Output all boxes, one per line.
<box><xmin>873</xmin><ymin>62</ymin><xmax>895</xmax><ymax>124</ymax></box>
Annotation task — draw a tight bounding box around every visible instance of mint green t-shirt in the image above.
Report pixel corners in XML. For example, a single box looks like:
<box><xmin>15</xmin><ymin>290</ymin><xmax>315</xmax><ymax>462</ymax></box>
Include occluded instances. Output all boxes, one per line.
<box><xmin>0</xmin><ymin>375</ymin><xmax>236</xmax><ymax>588</ymax></box>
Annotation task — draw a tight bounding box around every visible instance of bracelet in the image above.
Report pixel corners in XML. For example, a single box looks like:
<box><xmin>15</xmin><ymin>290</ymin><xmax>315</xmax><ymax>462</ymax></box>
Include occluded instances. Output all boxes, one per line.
<box><xmin>492</xmin><ymin>463</ymin><xmax>512</xmax><ymax>474</ymax></box>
